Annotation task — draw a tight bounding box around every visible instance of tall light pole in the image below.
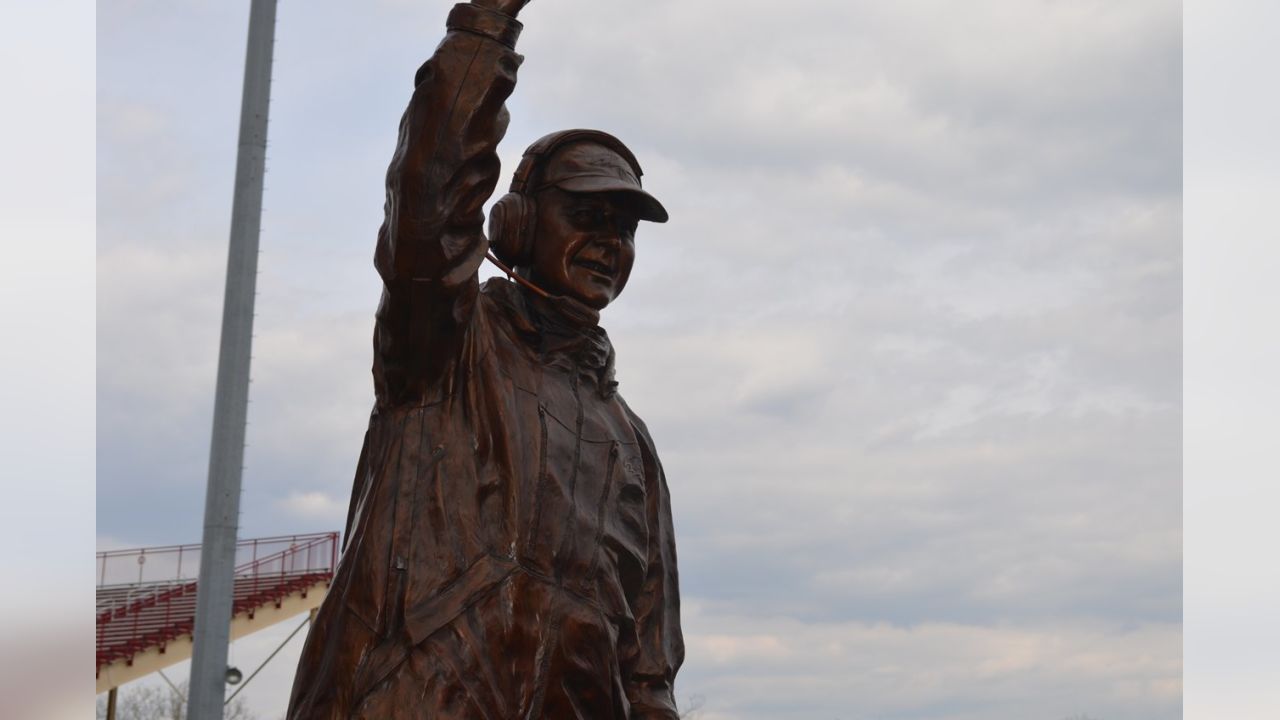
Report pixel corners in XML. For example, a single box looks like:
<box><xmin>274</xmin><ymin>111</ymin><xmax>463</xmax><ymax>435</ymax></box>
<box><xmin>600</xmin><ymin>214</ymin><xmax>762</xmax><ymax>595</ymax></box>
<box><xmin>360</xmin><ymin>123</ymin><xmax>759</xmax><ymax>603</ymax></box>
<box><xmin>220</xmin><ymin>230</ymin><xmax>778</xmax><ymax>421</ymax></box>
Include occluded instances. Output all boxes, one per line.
<box><xmin>187</xmin><ymin>1</ymin><xmax>277</xmax><ymax>717</ymax></box>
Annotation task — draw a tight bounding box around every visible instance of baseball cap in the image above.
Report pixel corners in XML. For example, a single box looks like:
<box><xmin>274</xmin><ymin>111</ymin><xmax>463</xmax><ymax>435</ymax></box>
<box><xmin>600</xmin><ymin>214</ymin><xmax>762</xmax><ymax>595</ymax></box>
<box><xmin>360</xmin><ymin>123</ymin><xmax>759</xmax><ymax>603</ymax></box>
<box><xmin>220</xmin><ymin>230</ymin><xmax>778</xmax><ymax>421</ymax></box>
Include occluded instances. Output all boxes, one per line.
<box><xmin>537</xmin><ymin>141</ymin><xmax>669</xmax><ymax>223</ymax></box>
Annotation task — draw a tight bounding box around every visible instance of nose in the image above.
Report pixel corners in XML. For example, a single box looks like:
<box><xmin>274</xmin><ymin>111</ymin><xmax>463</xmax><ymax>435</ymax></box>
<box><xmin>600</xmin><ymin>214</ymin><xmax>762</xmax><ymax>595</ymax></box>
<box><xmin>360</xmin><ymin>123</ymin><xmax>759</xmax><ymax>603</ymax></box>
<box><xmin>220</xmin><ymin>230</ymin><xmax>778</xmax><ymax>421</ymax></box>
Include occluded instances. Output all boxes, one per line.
<box><xmin>594</xmin><ymin>231</ymin><xmax>622</xmax><ymax>252</ymax></box>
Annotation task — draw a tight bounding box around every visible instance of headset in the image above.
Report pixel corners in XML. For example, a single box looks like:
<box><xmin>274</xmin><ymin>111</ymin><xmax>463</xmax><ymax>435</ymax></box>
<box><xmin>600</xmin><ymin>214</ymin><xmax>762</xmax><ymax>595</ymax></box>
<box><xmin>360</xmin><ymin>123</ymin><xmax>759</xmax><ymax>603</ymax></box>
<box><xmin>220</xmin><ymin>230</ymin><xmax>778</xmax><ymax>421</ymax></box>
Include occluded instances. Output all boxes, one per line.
<box><xmin>486</xmin><ymin>129</ymin><xmax>646</xmax><ymax>298</ymax></box>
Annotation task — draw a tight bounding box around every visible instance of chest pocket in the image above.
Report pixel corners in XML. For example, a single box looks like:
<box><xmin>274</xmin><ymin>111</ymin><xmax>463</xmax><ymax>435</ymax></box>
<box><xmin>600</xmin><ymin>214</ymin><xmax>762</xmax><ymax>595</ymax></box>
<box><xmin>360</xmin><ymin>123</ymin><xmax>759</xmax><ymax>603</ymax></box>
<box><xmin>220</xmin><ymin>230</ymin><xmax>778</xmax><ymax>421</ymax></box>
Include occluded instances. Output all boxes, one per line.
<box><xmin>538</xmin><ymin>367</ymin><xmax>636</xmax><ymax>444</ymax></box>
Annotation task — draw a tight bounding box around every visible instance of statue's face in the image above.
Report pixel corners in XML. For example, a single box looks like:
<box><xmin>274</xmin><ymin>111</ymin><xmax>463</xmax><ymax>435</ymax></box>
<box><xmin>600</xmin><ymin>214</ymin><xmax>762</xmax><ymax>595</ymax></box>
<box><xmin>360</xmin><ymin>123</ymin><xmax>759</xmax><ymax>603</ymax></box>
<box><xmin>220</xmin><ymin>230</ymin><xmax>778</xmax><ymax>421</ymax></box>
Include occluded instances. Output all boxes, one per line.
<box><xmin>527</xmin><ymin>187</ymin><xmax>638</xmax><ymax>310</ymax></box>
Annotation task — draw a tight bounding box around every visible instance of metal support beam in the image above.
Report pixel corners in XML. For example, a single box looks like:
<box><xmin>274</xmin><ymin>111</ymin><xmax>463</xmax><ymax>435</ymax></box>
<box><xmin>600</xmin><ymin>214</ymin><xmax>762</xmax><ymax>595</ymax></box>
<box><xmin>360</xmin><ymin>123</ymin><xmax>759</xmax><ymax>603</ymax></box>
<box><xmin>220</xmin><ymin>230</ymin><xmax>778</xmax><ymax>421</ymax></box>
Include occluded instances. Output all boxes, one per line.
<box><xmin>187</xmin><ymin>1</ymin><xmax>278</xmax><ymax>718</ymax></box>
<box><xmin>224</xmin><ymin>614</ymin><xmax>313</xmax><ymax>705</ymax></box>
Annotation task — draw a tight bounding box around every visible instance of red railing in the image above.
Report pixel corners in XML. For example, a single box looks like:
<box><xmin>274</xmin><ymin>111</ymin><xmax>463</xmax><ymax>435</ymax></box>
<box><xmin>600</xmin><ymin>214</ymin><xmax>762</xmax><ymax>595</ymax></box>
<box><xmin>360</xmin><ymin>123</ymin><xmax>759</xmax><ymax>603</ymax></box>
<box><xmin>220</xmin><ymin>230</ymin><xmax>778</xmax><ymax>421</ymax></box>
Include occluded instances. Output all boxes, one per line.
<box><xmin>96</xmin><ymin>532</ymin><xmax>338</xmax><ymax>671</ymax></box>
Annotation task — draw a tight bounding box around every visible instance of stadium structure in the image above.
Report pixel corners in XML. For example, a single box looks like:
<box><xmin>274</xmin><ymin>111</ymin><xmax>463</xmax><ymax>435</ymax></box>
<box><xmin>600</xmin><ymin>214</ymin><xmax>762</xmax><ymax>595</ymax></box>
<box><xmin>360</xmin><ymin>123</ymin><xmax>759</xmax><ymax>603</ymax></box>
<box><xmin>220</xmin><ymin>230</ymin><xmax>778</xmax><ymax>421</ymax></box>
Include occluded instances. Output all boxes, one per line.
<box><xmin>96</xmin><ymin>532</ymin><xmax>337</xmax><ymax>702</ymax></box>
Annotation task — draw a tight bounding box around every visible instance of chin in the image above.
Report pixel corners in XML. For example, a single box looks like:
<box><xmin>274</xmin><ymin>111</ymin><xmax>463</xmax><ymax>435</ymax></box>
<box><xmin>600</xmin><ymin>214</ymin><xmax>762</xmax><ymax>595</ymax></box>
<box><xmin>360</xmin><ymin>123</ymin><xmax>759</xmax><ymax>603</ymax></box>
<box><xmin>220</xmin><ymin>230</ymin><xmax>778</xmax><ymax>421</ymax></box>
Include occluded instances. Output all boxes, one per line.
<box><xmin>573</xmin><ymin>291</ymin><xmax>613</xmax><ymax>310</ymax></box>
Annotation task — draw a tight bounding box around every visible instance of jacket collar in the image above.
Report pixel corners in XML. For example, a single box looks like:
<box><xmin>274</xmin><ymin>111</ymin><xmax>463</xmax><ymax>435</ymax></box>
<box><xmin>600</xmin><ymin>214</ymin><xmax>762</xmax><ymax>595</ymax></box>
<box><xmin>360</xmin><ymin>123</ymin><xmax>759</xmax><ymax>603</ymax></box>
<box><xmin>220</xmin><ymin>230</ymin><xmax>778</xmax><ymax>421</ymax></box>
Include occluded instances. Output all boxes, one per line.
<box><xmin>484</xmin><ymin>278</ymin><xmax>619</xmax><ymax>398</ymax></box>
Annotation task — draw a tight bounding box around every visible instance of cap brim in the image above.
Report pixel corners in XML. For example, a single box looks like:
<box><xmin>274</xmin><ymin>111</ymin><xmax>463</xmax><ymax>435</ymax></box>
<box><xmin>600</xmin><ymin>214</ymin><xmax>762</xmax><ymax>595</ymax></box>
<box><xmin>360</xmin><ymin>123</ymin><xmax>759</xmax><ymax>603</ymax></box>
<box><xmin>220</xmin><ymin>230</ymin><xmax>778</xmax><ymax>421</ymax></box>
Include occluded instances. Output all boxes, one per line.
<box><xmin>553</xmin><ymin>177</ymin><xmax>670</xmax><ymax>223</ymax></box>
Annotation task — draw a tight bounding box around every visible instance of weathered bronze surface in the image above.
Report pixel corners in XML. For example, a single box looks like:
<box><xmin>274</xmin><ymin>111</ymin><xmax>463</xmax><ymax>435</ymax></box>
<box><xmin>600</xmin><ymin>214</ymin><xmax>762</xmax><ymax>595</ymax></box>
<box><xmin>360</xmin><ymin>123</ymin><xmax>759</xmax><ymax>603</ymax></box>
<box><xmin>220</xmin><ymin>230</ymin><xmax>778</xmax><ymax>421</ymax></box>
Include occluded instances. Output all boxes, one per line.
<box><xmin>286</xmin><ymin>2</ymin><xmax>684</xmax><ymax>717</ymax></box>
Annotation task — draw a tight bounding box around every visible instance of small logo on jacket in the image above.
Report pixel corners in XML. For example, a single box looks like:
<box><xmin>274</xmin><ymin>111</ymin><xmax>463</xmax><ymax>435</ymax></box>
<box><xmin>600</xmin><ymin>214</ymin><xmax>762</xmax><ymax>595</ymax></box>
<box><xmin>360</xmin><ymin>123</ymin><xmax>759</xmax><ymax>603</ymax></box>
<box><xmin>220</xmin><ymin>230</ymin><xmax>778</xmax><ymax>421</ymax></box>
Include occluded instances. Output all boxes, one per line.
<box><xmin>623</xmin><ymin>456</ymin><xmax>644</xmax><ymax>481</ymax></box>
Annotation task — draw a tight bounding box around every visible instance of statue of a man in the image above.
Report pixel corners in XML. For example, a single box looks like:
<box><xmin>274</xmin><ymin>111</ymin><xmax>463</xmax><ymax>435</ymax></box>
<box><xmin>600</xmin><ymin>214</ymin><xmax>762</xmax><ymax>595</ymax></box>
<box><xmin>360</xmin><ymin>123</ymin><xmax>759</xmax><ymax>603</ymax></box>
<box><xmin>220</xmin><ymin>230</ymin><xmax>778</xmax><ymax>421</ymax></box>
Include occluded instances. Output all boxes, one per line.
<box><xmin>286</xmin><ymin>1</ymin><xmax>684</xmax><ymax>718</ymax></box>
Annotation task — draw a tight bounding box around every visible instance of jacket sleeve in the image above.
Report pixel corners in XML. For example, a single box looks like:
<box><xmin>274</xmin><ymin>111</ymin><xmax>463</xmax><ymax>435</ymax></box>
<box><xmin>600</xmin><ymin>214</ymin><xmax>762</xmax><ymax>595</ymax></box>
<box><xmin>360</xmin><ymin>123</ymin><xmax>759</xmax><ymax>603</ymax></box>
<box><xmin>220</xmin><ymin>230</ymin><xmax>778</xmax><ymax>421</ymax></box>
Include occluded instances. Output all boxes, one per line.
<box><xmin>372</xmin><ymin>3</ymin><xmax>523</xmax><ymax>407</ymax></box>
<box><xmin>627</xmin><ymin>432</ymin><xmax>686</xmax><ymax>719</ymax></box>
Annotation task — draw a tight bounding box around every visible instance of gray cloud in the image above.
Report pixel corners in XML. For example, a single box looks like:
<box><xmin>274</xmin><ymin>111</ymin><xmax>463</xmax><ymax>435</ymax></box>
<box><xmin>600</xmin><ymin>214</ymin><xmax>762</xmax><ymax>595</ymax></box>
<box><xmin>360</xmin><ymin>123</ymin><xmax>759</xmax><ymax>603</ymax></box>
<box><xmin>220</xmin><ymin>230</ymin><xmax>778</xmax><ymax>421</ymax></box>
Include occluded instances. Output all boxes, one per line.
<box><xmin>98</xmin><ymin>1</ymin><xmax>1180</xmax><ymax>718</ymax></box>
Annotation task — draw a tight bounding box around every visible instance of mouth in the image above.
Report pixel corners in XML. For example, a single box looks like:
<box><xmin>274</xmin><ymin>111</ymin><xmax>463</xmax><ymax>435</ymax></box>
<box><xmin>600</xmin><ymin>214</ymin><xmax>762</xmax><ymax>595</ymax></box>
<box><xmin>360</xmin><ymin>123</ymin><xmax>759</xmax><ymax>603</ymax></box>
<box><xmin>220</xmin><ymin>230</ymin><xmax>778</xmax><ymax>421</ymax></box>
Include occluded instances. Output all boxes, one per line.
<box><xmin>573</xmin><ymin>257</ymin><xmax>615</xmax><ymax>278</ymax></box>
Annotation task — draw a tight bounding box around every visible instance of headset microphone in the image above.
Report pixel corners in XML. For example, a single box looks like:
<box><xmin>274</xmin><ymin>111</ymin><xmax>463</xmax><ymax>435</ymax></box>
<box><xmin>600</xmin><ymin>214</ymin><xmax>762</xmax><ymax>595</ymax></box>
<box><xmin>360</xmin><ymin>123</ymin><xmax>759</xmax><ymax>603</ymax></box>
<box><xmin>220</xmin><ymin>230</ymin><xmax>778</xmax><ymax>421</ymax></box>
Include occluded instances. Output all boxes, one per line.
<box><xmin>485</xmin><ymin>249</ymin><xmax>551</xmax><ymax>299</ymax></box>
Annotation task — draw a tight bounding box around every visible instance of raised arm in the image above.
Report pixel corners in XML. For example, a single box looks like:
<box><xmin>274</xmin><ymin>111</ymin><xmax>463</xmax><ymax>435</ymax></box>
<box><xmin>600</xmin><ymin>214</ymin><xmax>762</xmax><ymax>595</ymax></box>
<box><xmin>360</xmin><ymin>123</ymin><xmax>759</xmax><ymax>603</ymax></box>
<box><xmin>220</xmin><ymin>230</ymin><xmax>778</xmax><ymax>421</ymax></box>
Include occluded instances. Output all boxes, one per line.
<box><xmin>372</xmin><ymin>0</ymin><xmax>531</xmax><ymax>407</ymax></box>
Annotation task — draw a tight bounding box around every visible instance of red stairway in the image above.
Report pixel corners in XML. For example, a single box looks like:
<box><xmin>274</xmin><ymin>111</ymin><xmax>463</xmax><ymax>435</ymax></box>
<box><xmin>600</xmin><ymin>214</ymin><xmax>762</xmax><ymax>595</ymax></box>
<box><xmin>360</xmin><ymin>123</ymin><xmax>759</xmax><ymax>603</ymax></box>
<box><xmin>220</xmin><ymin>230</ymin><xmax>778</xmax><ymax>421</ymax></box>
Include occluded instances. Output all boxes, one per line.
<box><xmin>96</xmin><ymin>532</ymin><xmax>338</xmax><ymax>686</ymax></box>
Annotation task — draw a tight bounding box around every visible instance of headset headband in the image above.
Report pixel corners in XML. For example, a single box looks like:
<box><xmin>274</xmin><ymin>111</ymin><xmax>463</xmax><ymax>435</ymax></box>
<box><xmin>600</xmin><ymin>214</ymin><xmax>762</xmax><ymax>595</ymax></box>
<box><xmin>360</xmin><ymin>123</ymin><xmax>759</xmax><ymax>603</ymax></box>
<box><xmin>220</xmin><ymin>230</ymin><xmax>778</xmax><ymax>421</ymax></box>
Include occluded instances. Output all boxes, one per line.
<box><xmin>509</xmin><ymin>129</ymin><xmax>645</xmax><ymax>195</ymax></box>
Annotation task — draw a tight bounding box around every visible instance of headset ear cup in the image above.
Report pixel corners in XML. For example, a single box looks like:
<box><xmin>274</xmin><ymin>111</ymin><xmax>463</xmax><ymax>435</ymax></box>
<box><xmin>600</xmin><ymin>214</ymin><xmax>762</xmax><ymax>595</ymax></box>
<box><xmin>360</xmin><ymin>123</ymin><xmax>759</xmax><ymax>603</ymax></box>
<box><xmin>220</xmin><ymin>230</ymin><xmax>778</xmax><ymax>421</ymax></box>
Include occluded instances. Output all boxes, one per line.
<box><xmin>487</xmin><ymin>193</ymin><xmax>516</xmax><ymax>265</ymax></box>
<box><xmin>488</xmin><ymin>192</ymin><xmax>535</xmax><ymax>267</ymax></box>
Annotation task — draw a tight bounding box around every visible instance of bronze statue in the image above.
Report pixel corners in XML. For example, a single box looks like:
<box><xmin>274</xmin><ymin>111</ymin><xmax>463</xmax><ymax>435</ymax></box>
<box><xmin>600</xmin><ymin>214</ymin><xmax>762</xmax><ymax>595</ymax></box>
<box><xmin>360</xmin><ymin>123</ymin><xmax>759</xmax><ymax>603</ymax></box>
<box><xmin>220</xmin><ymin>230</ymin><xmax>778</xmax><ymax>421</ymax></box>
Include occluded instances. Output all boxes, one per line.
<box><xmin>286</xmin><ymin>1</ymin><xmax>684</xmax><ymax>717</ymax></box>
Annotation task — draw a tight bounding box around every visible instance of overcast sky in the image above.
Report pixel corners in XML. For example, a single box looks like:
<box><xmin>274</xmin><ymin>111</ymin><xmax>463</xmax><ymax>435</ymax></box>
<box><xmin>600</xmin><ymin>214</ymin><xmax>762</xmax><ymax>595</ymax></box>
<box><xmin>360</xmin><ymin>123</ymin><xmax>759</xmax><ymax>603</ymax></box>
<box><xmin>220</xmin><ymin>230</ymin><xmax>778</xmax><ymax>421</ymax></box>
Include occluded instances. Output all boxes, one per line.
<box><xmin>97</xmin><ymin>1</ymin><xmax>1181</xmax><ymax>718</ymax></box>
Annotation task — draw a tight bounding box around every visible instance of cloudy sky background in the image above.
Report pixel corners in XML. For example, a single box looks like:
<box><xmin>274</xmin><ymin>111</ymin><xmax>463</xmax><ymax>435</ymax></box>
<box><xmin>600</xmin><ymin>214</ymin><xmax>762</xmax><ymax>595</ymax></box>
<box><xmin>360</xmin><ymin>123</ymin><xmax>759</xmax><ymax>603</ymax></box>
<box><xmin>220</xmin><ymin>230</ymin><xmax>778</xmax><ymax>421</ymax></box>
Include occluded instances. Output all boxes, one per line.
<box><xmin>98</xmin><ymin>1</ymin><xmax>1181</xmax><ymax>718</ymax></box>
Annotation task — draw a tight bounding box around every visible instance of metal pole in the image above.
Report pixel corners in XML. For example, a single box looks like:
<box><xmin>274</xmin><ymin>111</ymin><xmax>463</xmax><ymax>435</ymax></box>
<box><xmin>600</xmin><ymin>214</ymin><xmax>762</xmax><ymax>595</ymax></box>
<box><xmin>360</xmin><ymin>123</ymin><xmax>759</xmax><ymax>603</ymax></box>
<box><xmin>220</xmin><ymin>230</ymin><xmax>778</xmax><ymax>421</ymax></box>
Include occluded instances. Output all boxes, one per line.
<box><xmin>187</xmin><ymin>1</ymin><xmax>277</xmax><ymax>718</ymax></box>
